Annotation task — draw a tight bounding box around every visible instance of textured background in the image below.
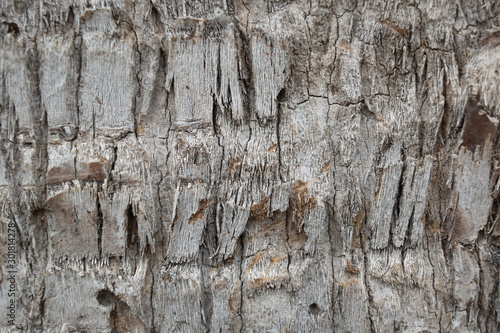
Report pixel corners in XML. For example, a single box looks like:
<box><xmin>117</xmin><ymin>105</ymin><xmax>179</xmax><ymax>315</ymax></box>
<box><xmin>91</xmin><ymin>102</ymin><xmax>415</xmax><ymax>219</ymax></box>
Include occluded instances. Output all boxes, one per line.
<box><xmin>1</xmin><ymin>0</ymin><xmax>500</xmax><ymax>332</ymax></box>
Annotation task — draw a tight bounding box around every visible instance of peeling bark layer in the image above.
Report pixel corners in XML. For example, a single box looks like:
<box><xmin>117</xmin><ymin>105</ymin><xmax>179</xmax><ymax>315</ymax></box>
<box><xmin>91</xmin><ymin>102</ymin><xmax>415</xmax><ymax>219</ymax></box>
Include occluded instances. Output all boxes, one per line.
<box><xmin>1</xmin><ymin>0</ymin><xmax>500</xmax><ymax>332</ymax></box>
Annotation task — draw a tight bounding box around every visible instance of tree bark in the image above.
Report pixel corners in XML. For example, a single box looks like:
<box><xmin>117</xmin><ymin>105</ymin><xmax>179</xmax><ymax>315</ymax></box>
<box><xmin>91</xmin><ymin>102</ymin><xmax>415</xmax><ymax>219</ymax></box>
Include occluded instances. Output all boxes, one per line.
<box><xmin>1</xmin><ymin>0</ymin><xmax>499</xmax><ymax>332</ymax></box>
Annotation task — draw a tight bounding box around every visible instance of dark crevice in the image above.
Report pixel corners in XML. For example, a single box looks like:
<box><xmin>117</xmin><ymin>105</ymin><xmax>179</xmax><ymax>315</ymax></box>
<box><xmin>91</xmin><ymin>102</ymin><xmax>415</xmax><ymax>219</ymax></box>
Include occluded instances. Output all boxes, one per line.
<box><xmin>74</xmin><ymin>27</ymin><xmax>82</xmax><ymax>134</ymax></box>
<box><xmin>109</xmin><ymin>145</ymin><xmax>118</xmax><ymax>182</ymax></box>
<box><xmin>199</xmin><ymin>247</ymin><xmax>213</xmax><ymax>331</ymax></box>
<box><xmin>437</xmin><ymin>60</ymin><xmax>451</xmax><ymax>149</ymax></box>
<box><xmin>130</xmin><ymin>8</ymin><xmax>142</xmax><ymax>139</ymax></box>
<box><xmin>360</xmin><ymin>201</ymin><xmax>376</xmax><ymax>333</ymax></box>
<box><xmin>393</xmin><ymin>159</ymin><xmax>406</xmax><ymax>220</ymax></box>
<box><xmin>149</xmin><ymin>260</ymin><xmax>156</xmax><ymax>331</ymax></box>
<box><xmin>39</xmin><ymin>280</ymin><xmax>46</xmax><ymax>329</ymax></box>
<box><xmin>276</xmin><ymin>88</ymin><xmax>285</xmax><ymax>182</ymax></box>
<box><xmin>66</xmin><ymin>6</ymin><xmax>75</xmax><ymax>28</ymax></box>
<box><xmin>126</xmin><ymin>205</ymin><xmax>140</xmax><ymax>261</ymax></box>
<box><xmin>237</xmin><ymin>232</ymin><xmax>245</xmax><ymax>333</ymax></box>
<box><xmin>110</xmin><ymin>309</ymin><xmax>118</xmax><ymax>333</ymax></box>
<box><xmin>212</xmin><ymin>96</ymin><xmax>220</xmax><ymax>140</ymax></box>
<box><xmin>92</xmin><ymin>108</ymin><xmax>96</xmax><ymax>140</ymax></box>
<box><xmin>150</xmin><ymin>4</ymin><xmax>164</xmax><ymax>34</ymax></box>
<box><xmin>97</xmin><ymin>193</ymin><xmax>103</xmax><ymax>258</ymax></box>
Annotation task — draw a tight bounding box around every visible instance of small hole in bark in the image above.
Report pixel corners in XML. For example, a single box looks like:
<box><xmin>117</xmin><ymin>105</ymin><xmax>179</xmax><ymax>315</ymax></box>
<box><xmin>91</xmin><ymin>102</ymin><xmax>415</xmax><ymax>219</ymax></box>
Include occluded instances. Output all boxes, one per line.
<box><xmin>277</xmin><ymin>87</ymin><xmax>286</xmax><ymax>103</ymax></box>
<box><xmin>4</xmin><ymin>22</ymin><xmax>20</xmax><ymax>35</ymax></box>
<box><xmin>309</xmin><ymin>303</ymin><xmax>321</xmax><ymax>315</ymax></box>
<box><xmin>96</xmin><ymin>289</ymin><xmax>116</xmax><ymax>306</ymax></box>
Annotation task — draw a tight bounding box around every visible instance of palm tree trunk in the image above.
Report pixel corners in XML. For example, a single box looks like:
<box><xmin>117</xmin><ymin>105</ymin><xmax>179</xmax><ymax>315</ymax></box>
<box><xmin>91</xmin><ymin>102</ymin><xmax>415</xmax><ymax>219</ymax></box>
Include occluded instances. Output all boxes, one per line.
<box><xmin>1</xmin><ymin>0</ymin><xmax>499</xmax><ymax>332</ymax></box>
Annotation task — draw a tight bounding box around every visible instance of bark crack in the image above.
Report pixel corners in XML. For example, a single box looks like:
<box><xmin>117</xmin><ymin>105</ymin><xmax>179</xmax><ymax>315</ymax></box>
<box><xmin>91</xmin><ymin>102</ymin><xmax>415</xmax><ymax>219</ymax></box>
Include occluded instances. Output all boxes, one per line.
<box><xmin>237</xmin><ymin>233</ymin><xmax>245</xmax><ymax>333</ymax></box>
<box><xmin>96</xmin><ymin>192</ymin><xmax>103</xmax><ymax>258</ymax></box>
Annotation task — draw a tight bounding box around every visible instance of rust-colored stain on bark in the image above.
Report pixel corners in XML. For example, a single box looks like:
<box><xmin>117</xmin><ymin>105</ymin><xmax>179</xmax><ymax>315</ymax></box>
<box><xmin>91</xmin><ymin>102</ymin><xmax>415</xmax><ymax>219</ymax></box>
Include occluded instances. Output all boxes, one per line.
<box><xmin>247</xmin><ymin>276</ymin><xmax>288</xmax><ymax>289</ymax></box>
<box><xmin>47</xmin><ymin>166</ymin><xmax>75</xmax><ymax>184</ymax></box>
<box><xmin>339</xmin><ymin>277</ymin><xmax>360</xmax><ymax>289</ymax></box>
<box><xmin>245</xmin><ymin>252</ymin><xmax>265</xmax><ymax>274</ymax></box>
<box><xmin>345</xmin><ymin>260</ymin><xmax>360</xmax><ymax>275</ymax></box>
<box><xmin>269</xmin><ymin>256</ymin><xmax>286</xmax><ymax>267</ymax></box>
<box><xmin>267</xmin><ymin>143</ymin><xmax>277</xmax><ymax>152</ymax></box>
<box><xmin>292</xmin><ymin>180</ymin><xmax>317</xmax><ymax>229</ymax></box>
<box><xmin>351</xmin><ymin>210</ymin><xmax>365</xmax><ymax>249</ymax></box>
<box><xmin>288</xmin><ymin>218</ymin><xmax>308</xmax><ymax>251</ymax></box>
<box><xmin>373</xmin><ymin>172</ymin><xmax>383</xmax><ymax>204</ymax></box>
<box><xmin>188</xmin><ymin>198</ymin><xmax>211</xmax><ymax>224</ymax></box>
<box><xmin>171</xmin><ymin>212</ymin><xmax>179</xmax><ymax>229</ymax></box>
<box><xmin>337</xmin><ymin>41</ymin><xmax>350</xmax><ymax>52</ymax></box>
<box><xmin>228</xmin><ymin>158</ymin><xmax>242</xmax><ymax>172</ymax></box>
<box><xmin>460</xmin><ymin>96</ymin><xmax>497</xmax><ymax>152</ymax></box>
<box><xmin>77</xmin><ymin>162</ymin><xmax>106</xmax><ymax>182</ymax></box>
<box><xmin>80</xmin><ymin>9</ymin><xmax>95</xmax><ymax>21</ymax></box>
<box><xmin>136</xmin><ymin>114</ymin><xmax>147</xmax><ymax>136</ymax></box>
<box><xmin>380</xmin><ymin>19</ymin><xmax>408</xmax><ymax>39</ymax></box>
<box><xmin>426</xmin><ymin>220</ymin><xmax>442</xmax><ymax>234</ymax></box>
<box><xmin>251</xmin><ymin>195</ymin><xmax>270</xmax><ymax>220</ymax></box>
<box><xmin>321</xmin><ymin>161</ymin><xmax>330</xmax><ymax>173</ymax></box>
<box><xmin>228</xmin><ymin>282</ymin><xmax>240</xmax><ymax>312</ymax></box>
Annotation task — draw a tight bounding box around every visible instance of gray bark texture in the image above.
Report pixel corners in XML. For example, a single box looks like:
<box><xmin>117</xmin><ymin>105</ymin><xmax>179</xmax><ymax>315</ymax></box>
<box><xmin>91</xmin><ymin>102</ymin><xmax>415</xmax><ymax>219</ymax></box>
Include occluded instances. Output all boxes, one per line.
<box><xmin>1</xmin><ymin>0</ymin><xmax>500</xmax><ymax>332</ymax></box>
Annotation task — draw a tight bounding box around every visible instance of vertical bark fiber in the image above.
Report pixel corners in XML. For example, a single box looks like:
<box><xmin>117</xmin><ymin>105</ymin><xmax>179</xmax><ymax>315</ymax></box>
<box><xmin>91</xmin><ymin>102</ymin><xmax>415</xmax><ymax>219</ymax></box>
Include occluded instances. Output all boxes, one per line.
<box><xmin>1</xmin><ymin>0</ymin><xmax>499</xmax><ymax>332</ymax></box>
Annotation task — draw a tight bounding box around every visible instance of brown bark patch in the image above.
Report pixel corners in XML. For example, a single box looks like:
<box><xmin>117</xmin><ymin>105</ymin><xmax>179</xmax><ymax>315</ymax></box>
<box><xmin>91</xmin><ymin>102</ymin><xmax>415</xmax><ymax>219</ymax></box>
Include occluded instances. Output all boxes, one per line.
<box><xmin>339</xmin><ymin>277</ymin><xmax>360</xmax><ymax>289</ymax></box>
<box><xmin>257</xmin><ymin>217</ymin><xmax>284</xmax><ymax>236</ymax></box>
<box><xmin>479</xmin><ymin>30</ymin><xmax>500</xmax><ymax>47</ymax></box>
<box><xmin>287</xmin><ymin>215</ymin><xmax>307</xmax><ymax>251</ymax></box>
<box><xmin>245</xmin><ymin>252</ymin><xmax>265</xmax><ymax>274</ymax></box>
<box><xmin>171</xmin><ymin>212</ymin><xmax>179</xmax><ymax>229</ymax></box>
<box><xmin>228</xmin><ymin>158</ymin><xmax>241</xmax><ymax>172</ymax></box>
<box><xmin>451</xmin><ymin>209</ymin><xmax>467</xmax><ymax>241</ymax></box>
<box><xmin>493</xmin><ymin>217</ymin><xmax>500</xmax><ymax>237</ymax></box>
<box><xmin>247</xmin><ymin>276</ymin><xmax>288</xmax><ymax>290</ymax></box>
<box><xmin>77</xmin><ymin>162</ymin><xmax>106</xmax><ymax>182</ymax></box>
<box><xmin>345</xmin><ymin>260</ymin><xmax>360</xmax><ymax>275</ymax></box>
<box><xmin>321</xmin><ymin>161</ymin><xmax>330</xmax><ymax>173</ymax></box>
<box><xmin>460</xmin><ymin>96</ymin><xmax>497</xmax><ymax>152</ymax></box>
<box><xmin>110</xmin><ymin>297</ymin><xmax>149</xmax><ymax>333</ymax></box>
<box><xmin>47</xmin><ymin>166</ymin><xmax>75</xmax><ymax>184</ymax></box>
<box><xmin>380</xmin><ymin>19</ymin><xmax>408</xmax><ymax>39</ymax></box>
<box><xmin>337</xmin><ymin>41</ymin><xmax>350</xmax><ymax>52</ymax></box>
<box><xmin>136</xmin><ymin>114</ymin><xmax>147</xmax><ymax>136</ymax></box>
<box><xmin>267</xmin><ymin>143</ymin><xmax>277</xmax><ymax>152</ymax></box>
<box><xmin>426</xmin><ymin>220</ymin><xmax>442</xmax><ymax>234</ymax></box>
<box><xmin>269</xmin><ymin>256</ymin><xmax>286</xmax><ymax>267</ymax></box>
<box><xmin>188</xmin><ymin>199</ymin><xmax>211</xmax><ymax>224</ymax></box>
<box><xmin>291</xmin><ymin>181</ymin><xmax>317</xmax><ymax>229</ymax></box>
<box><xmin>251</xmin><ymin>195</ymin><xmax>270</xmax><ymax>220</ymax></box>
<box><xmin>228</xmin><ymin>282</ymin><xmax>240</xmax><ymax>312</ymax></box>
<box><xmin>351</xmin><ymin>210</ymin><xmax>365</xmax><ymax>249</ymax></box>
<box><xmin>373</xmin><ymin>172</ymin><xmax>383</xmax><ymax>204</ymax></box>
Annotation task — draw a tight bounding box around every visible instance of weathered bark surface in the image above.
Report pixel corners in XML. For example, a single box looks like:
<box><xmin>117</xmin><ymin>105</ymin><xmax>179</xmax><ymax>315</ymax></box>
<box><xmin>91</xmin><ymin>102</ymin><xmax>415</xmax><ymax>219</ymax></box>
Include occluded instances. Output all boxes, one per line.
<box><xmin>1</xmin><ymin>0</ymin><xmax>499</xmax><ymax>332</ymax></box>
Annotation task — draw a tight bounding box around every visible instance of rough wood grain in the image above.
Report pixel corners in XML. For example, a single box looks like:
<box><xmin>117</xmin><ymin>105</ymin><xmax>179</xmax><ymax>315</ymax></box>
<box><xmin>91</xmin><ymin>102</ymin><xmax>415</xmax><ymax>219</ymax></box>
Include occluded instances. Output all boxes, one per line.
<box><xmin>1</xmin><ymin>0</ymin><xmax>500</xmax><ymax>332</ymax></box>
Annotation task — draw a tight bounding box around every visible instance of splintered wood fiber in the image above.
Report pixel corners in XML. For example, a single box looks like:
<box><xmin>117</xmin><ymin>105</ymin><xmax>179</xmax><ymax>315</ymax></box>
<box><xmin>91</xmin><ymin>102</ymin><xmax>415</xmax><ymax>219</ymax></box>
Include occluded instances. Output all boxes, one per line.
<box><xmin>1</xmin><ymin>0</ymin><xmax>500</xmax><ymax>332</ymax></box>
